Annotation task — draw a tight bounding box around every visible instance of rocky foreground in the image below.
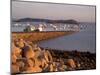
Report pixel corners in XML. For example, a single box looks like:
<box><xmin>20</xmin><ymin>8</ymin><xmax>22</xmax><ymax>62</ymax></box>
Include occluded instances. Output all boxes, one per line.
<box><xmin>11</xmin><ymin>38</ymin><xmax>96</xmax><ymax>74</ymax></box>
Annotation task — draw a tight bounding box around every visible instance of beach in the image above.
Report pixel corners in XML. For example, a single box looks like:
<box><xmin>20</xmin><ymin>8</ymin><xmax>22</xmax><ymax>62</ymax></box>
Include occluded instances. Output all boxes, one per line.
<box><xmin>11</xmin><ymin>32</ymin><xmax>96</xmax><ymax>74</ymax></box>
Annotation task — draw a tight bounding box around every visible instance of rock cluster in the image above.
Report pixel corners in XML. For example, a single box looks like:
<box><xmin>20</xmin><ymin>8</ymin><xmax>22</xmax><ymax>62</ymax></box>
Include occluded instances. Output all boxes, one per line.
<box><xmin>11</xmin><ymin>39</ymin><xmax>96</xmax><ymax>74</ymax></box>
<box><xmin>12</xmin><ymin>39</ymin><xmax>54</xmax><ymax>74</ymax></box>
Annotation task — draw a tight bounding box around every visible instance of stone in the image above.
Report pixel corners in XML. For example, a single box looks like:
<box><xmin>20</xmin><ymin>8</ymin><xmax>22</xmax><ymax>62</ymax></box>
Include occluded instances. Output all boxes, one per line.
<box><xmin>12</xmin><ymin>63</ymin><xmax>20</xmax><ymax>73</ymax></box>
<box><xmin>22</xmin><ymin>45</ymin><xmax>35</xmax><ymax>59</ymax></box>
<box><xmin>16</xmin><ymin>60</ymin><xmax>25</xmax><ymax>70</ymax></box>
<box><xmin>33</xmin><ymin>48</ymin><xmax>42</xmax><ymax>58</ymax></box>
<box><xmin>66</xmin><ymin>59</ymin><xmax>76</xmax><ymax>69</ymax></box>
<box><xmin>14</xmin><ymin>39</ymin><xmax>25</xmax><ymax>48</ymax></box>
<box><xmin>49</xmin><ymin>62</ymin><xmax>58</xmax><ymax>72</ymax></box>
<box><xmin>34</xmin><ymin>57</ymin><xmax>42</xmax><ymax>67</ymax></box>
<box><xmin>77</xmin><ymin>63</ymin><xmax>81</xmax><ymax>68</ymax></box>
<box><xmin>44</xmin><ymin>50</ymin><xmax>53</xmax><ymax>63</ymax></box>
<box><xmin>49</xmin><ymin>64</ymin><xmax>53</xmax><ymax>72</ymax></box>
<box><xmin>58</xmin><ymin>65</ymin><xmax>67</xmax><ymax>71</ymax></box>
<box><xmin>26</xmin><ymin>58</ymin><xmax>35</xmax><ymax>67</ymax></box>
<box><xmin>12</xmin><ymin>44</ymin><xmax>22</xmax><ymax>58</ymax></box>
<box><xmin>24</xmin><ymin>58</ymin><xmax>42</xmax><ymax>73</ymax></box>
<box><xmin>12</xmin><ymin>54</ymin><xmax>17</xmax><ymax>63</ymax></box>
<box><xmin>24</xmin><ymin>66</ymin><xmax>42</xmax><ymax>73</ymax></box>
<box><xmin>41</xmin><ymin>59</ymin><xmax>48</xmax><ymax>70</ymax></box>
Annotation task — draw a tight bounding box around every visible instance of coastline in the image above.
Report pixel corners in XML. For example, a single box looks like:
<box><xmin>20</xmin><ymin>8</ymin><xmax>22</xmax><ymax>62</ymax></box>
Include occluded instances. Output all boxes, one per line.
<box><xmin>11</xmin><ymin>38</ymin><xmax>96</xmax><ymax>74</ymax></box>
<box><xmin>12</xmin><ymin>31</ymin><xmax>76</xmax><ymax>43</ymax></box>
<box><xmin>41</xmin><ymin>47</ymin><xmax>96</xmax><ymax>70</ymax></box>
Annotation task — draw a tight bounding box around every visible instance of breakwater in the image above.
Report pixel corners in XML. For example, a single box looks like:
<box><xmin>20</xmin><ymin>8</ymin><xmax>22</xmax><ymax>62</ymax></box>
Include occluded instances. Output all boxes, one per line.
<box><xmin>12</xmin><ymin>31</ymin><xmax>75</xmax><ymax>43</ymax></box>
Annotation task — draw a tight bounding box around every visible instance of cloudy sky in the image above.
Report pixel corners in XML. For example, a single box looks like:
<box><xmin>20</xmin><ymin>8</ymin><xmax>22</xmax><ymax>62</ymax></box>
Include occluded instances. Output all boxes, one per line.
<box><xmin>12</xmin><ymin>1</ymin><xmax>96</xmax><ymax>22</ymax></box>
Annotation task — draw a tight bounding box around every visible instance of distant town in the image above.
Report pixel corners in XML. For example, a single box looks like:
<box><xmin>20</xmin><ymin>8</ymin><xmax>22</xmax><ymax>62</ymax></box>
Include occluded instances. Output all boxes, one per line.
<box><xmin>12</xmin><ymin>18</ymin><xmax>83</xmax><ymax>32</ymax></box>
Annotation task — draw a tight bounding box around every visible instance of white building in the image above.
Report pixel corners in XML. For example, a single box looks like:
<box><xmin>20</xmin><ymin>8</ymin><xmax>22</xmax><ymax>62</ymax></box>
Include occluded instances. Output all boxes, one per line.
<box><xmin>38</xmin><ymin>24</ymin><xmax>44</xmax><ymax>31</ymax></box>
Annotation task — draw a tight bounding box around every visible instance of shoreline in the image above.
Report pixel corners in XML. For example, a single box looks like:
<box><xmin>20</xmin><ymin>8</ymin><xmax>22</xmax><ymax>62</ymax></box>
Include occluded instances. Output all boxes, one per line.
<box><xmin>39</xmin><ymin>47</ymin><xmax>96</xmax><ymax>54</ymax></box>
<box><xmin>11</xmin><ymin>39</ymin><xmax>96</xmax><ymax>74</ymax></box>
<box><xmin>12</xmin><ymin>31</ymin><xmax>76</xmax><ymax>43</ymax></box>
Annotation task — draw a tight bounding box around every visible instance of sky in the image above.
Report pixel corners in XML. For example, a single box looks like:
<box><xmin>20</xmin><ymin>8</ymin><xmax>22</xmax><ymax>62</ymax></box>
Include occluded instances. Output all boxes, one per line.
<box><xmin>12</xmin><ymin>1</ymin><xmax>96</xmax><ymax>22</ymax></box>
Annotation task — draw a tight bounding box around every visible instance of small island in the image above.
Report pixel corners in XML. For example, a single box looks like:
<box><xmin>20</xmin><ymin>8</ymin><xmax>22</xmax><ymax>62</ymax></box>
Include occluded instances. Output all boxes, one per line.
<box><xmin>13</xmin><ymin>18</ymin><xmax>79</xmax><ymax>24</ymax></box>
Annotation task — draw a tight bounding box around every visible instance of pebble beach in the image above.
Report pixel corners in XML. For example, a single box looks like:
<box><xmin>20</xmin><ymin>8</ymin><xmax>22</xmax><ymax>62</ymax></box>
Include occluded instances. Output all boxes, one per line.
<box><xmin>11</xmin><ymin>38</ymin><xmax>96</xmax><ymax>74</ymax></box>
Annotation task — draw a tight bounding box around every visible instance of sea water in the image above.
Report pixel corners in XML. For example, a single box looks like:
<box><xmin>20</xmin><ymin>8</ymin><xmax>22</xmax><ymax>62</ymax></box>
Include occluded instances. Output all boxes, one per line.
<box><xmin>12</xmin><ymin>22</ymin><xmax>96</xmax><ymax>53</ymax></box>
<box><xmin>38</xmin><ymin>23</ymin><xmax>96</xmax><ymax>53</ymax></box>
